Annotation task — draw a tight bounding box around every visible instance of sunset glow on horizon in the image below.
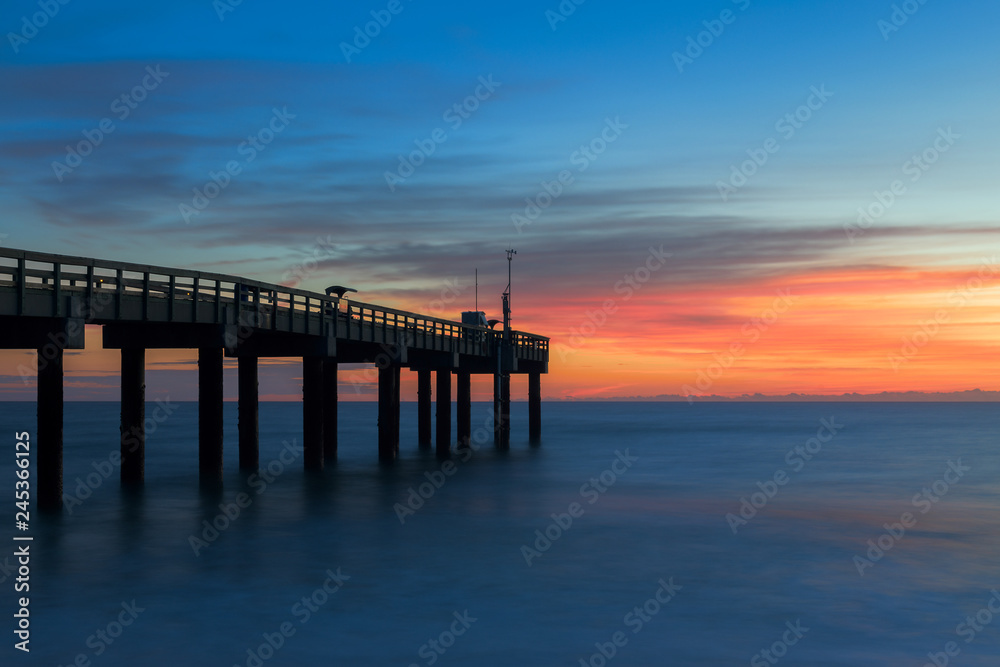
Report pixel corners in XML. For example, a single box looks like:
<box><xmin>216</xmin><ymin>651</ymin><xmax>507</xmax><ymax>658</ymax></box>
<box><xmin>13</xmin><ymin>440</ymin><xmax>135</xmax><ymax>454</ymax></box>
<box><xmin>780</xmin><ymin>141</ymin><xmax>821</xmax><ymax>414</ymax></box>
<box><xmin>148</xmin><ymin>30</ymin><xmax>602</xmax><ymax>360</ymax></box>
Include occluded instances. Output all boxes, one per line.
<box><xmin>2</xmin><ymin>1</ymin><xmax>999</xmax><ymax>400</ymax></box>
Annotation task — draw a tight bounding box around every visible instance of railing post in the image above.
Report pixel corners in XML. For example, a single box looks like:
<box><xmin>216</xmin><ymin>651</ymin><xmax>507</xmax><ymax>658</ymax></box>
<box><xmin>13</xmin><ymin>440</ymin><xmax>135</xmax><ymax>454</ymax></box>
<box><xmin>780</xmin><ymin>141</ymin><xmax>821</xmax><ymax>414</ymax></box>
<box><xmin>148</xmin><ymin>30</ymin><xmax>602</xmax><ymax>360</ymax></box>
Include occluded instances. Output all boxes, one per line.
<box><xmin>142</xmin><ymin>272</ymin><xmax>150</xmax><ymax>321</ymax></box>
<box><xmin>270</xmin><ymin>290</ymin><xmax>277</xmax><ymax>330</ymax></box>
<box><xmin>85</xmin><ymin>264</ymin><xmax>94</xmax><ymax>318</ymax></box>
<box><xmin>16</xmin><ymin>256</ymin><xmax>25</xmax><ymax>315</ymax></box>
<box><xmin>168</xmin><ymin>274</ymin><xmax>176</xmax><ymax>321</ymax></box>
<box><xmin>215</xmin><ymin>280</ymin><xmax>222</xmax><ymax>323</ymax></box>
<box><xmin>254</xmin><ymin>286</ymin><xmax>262</xmax><ymax>329</ymax></box>
<box><xmin>116</xmin><ymin>268</ymin><xmax>124</xmax><ymax>319</ymax></box>
<box><xmin>192</xmin><ymin>276</ymin><xmax>200</xmax><ymax>322</ymax></box>
<box><xmin>53</xmin><ymin>262</ymin><xmax>62</xmax><ymax>316</ymax></box>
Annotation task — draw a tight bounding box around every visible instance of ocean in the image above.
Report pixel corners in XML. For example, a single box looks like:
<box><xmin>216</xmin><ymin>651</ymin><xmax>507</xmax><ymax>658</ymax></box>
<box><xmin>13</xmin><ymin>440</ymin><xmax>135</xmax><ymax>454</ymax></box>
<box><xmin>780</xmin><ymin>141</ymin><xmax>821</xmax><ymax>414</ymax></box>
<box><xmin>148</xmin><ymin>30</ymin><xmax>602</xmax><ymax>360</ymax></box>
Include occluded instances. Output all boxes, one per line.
<box><xmin>1</xmin><ymin>401</ymin><xmax>998</xmax><ymax>666</ymax></box>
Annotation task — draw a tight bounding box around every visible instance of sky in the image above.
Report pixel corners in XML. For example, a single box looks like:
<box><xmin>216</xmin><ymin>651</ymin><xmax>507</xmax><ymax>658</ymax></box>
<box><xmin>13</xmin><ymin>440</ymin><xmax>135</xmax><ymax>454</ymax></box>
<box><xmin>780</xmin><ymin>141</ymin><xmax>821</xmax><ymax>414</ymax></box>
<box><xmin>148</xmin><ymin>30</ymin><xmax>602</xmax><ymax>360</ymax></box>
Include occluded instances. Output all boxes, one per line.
<box><xmin>2</xmin><ymin>0</ymin><xmax>999</xmax><ymax>401</ymax></box>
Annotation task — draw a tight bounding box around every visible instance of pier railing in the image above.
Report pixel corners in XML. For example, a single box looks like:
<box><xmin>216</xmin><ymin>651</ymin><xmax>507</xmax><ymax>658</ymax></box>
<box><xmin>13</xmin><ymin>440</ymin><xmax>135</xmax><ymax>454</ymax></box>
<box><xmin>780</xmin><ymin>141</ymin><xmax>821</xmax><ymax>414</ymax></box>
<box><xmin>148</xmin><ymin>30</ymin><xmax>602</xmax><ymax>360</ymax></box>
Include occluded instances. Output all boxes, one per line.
<box><xmin>0</xmin><ymin>247</ymin><xmax>548</xmax><ymax>362</ymax></box>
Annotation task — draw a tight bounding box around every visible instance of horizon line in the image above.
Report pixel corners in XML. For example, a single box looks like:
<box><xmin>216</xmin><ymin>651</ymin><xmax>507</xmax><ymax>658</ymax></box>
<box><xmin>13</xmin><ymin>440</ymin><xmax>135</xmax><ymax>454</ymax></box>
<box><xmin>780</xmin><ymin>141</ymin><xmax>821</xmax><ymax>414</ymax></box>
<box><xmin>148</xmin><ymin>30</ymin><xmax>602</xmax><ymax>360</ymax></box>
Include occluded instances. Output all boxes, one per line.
<box><xmin>1</xmin><ymin>389</ymin><xmax>998</xmax><ymax>403</ymax></box>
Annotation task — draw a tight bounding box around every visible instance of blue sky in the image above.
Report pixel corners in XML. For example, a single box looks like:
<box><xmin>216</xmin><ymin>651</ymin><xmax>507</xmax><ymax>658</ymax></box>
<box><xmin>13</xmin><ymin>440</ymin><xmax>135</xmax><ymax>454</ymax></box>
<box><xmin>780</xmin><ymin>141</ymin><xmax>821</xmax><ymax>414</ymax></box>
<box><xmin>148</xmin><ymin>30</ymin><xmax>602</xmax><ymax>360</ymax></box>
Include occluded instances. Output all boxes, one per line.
<box><xmin>3</xmin><ymin>0</ymin><xmax>999</xmax><ymax>399</ymax></box>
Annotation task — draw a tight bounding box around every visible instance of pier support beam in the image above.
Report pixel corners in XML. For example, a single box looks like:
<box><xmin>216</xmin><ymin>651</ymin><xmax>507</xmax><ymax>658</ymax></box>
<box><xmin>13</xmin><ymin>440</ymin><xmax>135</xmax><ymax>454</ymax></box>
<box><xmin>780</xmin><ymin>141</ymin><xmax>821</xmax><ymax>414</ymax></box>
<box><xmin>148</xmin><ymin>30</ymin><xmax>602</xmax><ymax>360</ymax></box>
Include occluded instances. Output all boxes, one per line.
<box><xmin>120</xmin><ymin>348</ymin><xmax>145</xmax><ymax>484</ymax></box>
<box><xmin>323</xmin><ymin>359</ymin><xmax>338</xmax><ymax>462</ymax></box>
<box><xmin>500</xmin><ymin>373</ymin><xmax>511</xmax><ymax>447</ymax></box>
<box><xmin>378</xmin><ymin>365</ymin><xmax>400</xmax><ymax>463</ymax></box>
<box><xmin>37</xmin><ymin>345</ymin><xmax>64</xmax><ymax>511</ymax></box>
<box><xmin>392</xmin><ymin>365</ymin><xmax>400</xmax><ymax>452</ymax></box>
<box><xmin>494</xmin><ymin>372</ymin><xmax>510</xmax><ymax>450</ymax></box>
<box><xmin>303</xmin><ymin>356</ymin><xmax>324</xmax><ymax>471</ymax></box>
<box><xmin>457</xmin><ymin>371</ymin><xmax>471</xmax><ymax>450</ymax></box>
<box><xmin>493</xmin><ymin>373</ymin><xmax>501</xmax><ymax>447</ymax></box>
<box><xmin>529</xmin><ymin>371</ymin><xmax>541</xmax><ymax>442</ymax></box>
<box><xmin>436</xmin><ymin>369</ymin><xmax>451</xmax><ymax>457</ymax></box>
<box><xmin>198</xmin><ymin>347</ymin><xmax>224</xmax><ymax>480</ymax></box>
<box><xmin>417</xmin><ymin>369</ymin><xmax>431</xmax><ymax>448</ymax></box>
<box><xmin>238</xmin><ymin>355</ymin><xmax>259</xmax><ymax>470</ymax></box>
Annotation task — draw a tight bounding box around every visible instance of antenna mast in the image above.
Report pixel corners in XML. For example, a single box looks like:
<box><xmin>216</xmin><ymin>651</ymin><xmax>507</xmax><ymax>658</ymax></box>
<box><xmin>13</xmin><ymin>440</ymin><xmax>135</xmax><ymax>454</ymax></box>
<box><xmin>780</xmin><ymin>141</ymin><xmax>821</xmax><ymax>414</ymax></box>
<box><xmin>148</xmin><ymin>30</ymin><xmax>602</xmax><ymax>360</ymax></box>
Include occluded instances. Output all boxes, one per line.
<box><xmin>504</xmin><ymin>248</ymin><xmax>516</xmax><ymax>335</ymax></box>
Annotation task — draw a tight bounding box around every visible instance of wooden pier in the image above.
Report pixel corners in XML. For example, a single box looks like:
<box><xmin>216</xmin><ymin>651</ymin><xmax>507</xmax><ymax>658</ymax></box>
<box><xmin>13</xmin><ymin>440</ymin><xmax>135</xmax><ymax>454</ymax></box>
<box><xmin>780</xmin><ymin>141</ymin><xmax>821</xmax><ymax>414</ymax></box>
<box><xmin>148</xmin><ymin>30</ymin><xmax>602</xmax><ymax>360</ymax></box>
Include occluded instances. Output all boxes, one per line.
<box><xmin>0</xmin><ymin>248</ymin><xmax>548</xmax><ymax>510</ymax></box>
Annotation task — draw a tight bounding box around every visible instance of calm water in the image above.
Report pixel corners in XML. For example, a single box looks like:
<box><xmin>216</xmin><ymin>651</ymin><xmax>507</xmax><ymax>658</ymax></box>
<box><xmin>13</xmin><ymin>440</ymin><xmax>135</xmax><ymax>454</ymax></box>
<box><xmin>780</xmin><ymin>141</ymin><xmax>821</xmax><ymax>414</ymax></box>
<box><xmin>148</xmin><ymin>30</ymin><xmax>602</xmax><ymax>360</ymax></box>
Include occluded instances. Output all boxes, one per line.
<box><xmin>1</xmin><ymin>401</ymin><xmax>998</xmax><ymax>666</ymax></box>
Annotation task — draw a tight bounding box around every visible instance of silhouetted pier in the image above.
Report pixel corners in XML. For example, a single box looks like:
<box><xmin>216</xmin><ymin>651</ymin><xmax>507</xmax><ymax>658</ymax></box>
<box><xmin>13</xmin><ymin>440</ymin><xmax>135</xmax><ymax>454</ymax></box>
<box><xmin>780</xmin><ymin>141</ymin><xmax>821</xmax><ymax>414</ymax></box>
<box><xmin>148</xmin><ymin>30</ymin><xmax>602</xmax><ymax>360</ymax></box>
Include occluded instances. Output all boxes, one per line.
<box><xmin>0</xmin><ymin>248</ymin><xmax>548</xmax><ymax>510</ymax></box>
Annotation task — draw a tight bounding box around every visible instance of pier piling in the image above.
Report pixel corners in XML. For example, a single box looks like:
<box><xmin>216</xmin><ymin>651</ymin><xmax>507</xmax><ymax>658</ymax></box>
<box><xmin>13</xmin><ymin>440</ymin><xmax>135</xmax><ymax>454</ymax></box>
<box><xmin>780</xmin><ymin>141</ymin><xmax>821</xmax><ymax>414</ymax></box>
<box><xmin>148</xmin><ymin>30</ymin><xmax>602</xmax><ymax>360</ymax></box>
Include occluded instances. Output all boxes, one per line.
<box><xmin>494</xmin><ymin>371</ymin><xmax>510</xmax><ymax>450</ymax></box>
<box><xmin>238</xmin><ymin>355</ymin><xmax>259</xmax><ymax>470</ymax></box>
<box><xmin>323</xmin><ymin>358</ymin><xmax>338</xmax><ymax>462</ymax></box>
<box><xmin>37</xmin><ymin>345</ymin><xmax>64</xmax><ymax>511</ymax></box>
<box><xmin>457</xmin><ymin>371</ymin><xmax>471</xmax><ymax>450</ymax></box>
<box><xmin>500</xmin><ymin>373</ymin><xmax>511</xmax><ymax>448</ymax></box>
<box><xmin>529</xmin><ymin>371</ymin><xmax>541</xmax><ymax>441</ymax></box>
<box><xmin>198</xmin><ymin>347</ymin><xmax>224</xmax><ymax>480</ymax></box>
<box><xmin>378</xmin><ymin>365</ymin><xmax>400</xmax><ymax>462</ymax></box>
<box><xmin>436</xmin><ymin>369</ymin><xmax>451</xmax><ymax>457</ymax></box>
<box><xmin>417</xmin><ymin>368</ymin><xmax>431</xmax><ymax>448</ymax></box>
<box><xmin>303</xmin><ymin>356</ymin><xmax>324</xmax><ymax>470</ymax></box>
<box><xmin>120</xmin><ymin>348</ymin><xmax>145</xmax><ymax>484</ymax></box>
